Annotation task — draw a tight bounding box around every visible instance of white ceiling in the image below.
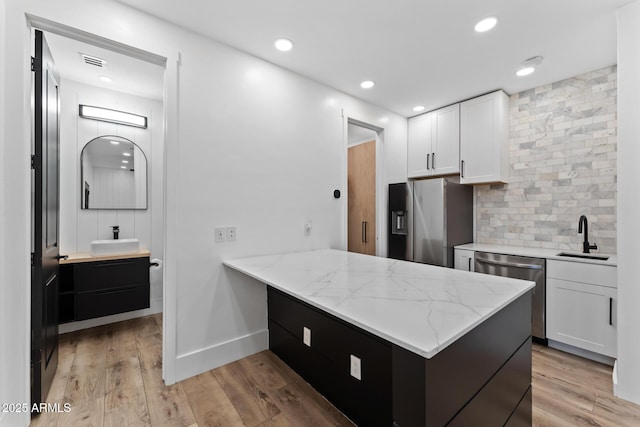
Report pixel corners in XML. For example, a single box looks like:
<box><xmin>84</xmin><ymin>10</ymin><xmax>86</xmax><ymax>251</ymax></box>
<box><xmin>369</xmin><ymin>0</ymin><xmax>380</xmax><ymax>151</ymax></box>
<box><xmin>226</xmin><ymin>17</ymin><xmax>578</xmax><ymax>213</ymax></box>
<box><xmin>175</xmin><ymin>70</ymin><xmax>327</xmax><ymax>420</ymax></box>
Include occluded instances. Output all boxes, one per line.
<box><xmin>45</xmin><ymin>32</ymin><xmax>164</xmax><ymax>100</ymax></box>
<box><xmin>117</xmin><ymin>0</ymin><xmax>632</xmax><ymax>117</ymax></box>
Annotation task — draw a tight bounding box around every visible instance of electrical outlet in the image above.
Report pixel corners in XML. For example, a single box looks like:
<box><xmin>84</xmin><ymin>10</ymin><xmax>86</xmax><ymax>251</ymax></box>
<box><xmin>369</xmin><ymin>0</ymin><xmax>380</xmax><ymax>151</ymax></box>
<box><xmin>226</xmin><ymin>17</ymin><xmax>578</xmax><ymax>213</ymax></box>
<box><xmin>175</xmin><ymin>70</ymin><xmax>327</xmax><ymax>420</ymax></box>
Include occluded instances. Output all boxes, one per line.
<box><xmin>215</xmin><ymin>227</ymin><xmax>226</xmax><ymax>243</ymax></box>
<box><xmin>303</xmin><ymin>327</ymin><xmax>311</xmax><ymax>347</ymax></box>
<box><xmin>350</xmin><ymin>355</ymin><xmax>361</xmax><ymax>380</ymax></box>
<box><xmin>226</xmin><ymin>226</ymin><xmax>237</xmax><ymax>242</ymax></box>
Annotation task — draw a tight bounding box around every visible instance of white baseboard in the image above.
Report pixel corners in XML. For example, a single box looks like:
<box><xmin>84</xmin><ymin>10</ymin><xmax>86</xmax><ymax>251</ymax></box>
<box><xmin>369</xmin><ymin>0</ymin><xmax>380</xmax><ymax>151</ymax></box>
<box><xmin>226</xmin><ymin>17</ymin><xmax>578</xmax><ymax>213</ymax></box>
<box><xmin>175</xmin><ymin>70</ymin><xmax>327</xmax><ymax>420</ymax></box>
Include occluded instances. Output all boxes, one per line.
<box><xmin>548</xmin><ymin>339</ymin><xmax>616</xmax><ymax>366</ymax></box>
<box><xmin>175</xmin><ymin>329</ymin><xmax>269</xmax><ymax>382</ymax></box>
<box><xmin>59</xmin><ymin>298</ymin><xmax>163</xmax><ymax>334</ymax></box>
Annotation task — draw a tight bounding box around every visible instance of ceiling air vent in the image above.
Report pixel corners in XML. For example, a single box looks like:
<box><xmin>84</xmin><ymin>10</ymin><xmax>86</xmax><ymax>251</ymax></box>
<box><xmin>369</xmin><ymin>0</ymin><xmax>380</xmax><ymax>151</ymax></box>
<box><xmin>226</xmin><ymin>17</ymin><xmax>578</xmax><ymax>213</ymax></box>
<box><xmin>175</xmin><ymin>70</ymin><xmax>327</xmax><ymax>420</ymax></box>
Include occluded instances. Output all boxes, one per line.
<box><xmin>81</xmin><ymin>53</ymin><xmax>107</xmax><ymax>68</ymax></box>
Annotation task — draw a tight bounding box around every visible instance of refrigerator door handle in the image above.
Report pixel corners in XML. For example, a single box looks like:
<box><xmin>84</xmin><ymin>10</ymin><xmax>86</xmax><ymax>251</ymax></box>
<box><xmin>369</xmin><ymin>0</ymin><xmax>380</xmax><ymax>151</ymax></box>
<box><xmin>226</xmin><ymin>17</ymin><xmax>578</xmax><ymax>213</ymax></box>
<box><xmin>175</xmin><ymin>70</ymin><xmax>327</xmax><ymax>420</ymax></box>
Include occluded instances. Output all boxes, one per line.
<box><xmin>426</xmin><ymin>153</ymin><xmax>430</xmax><ymax>170</ymax></box>
<box><xmin>461</xmin><ymin>160</ymin><xmax>465</xmax><ymax>178</ymax></box>
<box><xmin>432</xmin><ymin>152</ymin><xmax>435</xmax><ymax>169</ymax></box>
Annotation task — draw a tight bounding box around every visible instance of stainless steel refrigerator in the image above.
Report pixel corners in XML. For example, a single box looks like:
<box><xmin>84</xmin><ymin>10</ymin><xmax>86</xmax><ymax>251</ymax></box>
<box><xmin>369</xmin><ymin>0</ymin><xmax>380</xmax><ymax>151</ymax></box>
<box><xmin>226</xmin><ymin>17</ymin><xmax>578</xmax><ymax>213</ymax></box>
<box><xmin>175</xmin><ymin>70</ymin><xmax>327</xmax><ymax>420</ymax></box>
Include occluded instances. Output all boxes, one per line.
<box><xmin>388</xmin><ymin>178</ymin><xmax>473</xmax><ymax>267</ymax></box>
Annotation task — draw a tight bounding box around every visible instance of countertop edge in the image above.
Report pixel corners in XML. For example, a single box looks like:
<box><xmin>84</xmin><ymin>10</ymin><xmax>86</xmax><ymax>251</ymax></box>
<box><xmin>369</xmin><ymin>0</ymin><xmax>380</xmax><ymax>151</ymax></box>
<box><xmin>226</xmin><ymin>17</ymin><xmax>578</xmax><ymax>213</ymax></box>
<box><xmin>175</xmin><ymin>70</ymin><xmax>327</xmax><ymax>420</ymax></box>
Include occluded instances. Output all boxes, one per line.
<box><xmin>455</xmin><ymin>243</ymin><xmax>617</xmax><ymax>267</ymax></box>
<box><xmin>60</xmin><ymin>249</ymin><xmax>151</xmax><ymax>264</ymax></box>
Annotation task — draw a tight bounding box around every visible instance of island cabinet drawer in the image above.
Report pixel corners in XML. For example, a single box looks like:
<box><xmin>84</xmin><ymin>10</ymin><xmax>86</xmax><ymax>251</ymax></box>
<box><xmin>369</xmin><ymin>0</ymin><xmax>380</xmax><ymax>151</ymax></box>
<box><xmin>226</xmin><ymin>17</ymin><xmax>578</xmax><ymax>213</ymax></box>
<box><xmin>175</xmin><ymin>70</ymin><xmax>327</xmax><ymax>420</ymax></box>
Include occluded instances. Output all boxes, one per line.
<box><xmin>267</xmin><ymin>288</ymin><xmax>392</xmax><ymax>395</ymax></box>
<box><xmin>75</xmin><ymin>257</ymin><xmax>150</xmax><ymax>292</ymax></box>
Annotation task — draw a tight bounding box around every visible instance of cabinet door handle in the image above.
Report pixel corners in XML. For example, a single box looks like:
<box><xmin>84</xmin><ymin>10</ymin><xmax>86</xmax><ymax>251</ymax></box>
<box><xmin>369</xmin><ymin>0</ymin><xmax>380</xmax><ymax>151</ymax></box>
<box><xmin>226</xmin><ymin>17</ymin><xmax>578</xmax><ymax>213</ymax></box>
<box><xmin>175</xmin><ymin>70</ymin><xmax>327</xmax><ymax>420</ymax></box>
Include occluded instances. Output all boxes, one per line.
<box><xmin>362</xmin><ymin>221</ymin><xmax>367</xmax><ymax>243</ymax></box>
<box><xmin>426</xmin><ymin>153</ymin><xmax>430</xmax><ymax>170</ymax></box>
<box><xmin>609</xmin><ymin>298</ymin><xmax>613</xmax><ymax>325</ymax></box>
<box><xmin>468</xmin><ymin>258</ymin><xmax>472</xmax><ymax>271</ymax></box>
<box><xmin>432</xmin><ymin>152</ymin><xmax>435</xmax><ymax>169</ymax></box>
<box><xmin>461</xmin><ymin>160</ymin><xmax>465</xmax><ymax>178</ymax></box>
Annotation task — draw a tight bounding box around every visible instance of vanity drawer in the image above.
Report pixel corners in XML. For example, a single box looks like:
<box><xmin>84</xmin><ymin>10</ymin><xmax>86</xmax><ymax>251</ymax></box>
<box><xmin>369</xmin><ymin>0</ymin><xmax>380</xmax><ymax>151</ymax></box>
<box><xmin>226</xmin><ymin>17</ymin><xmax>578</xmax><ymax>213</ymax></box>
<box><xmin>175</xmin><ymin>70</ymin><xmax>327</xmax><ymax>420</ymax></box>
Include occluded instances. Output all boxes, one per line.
<box><xmin>75</xmin><ymin>257</ymin><xmax>149</xmax><ymax>292</ymax></box>
<box><xmin>75</xmin><ymin>284</ymin><xmax>149</xmax><ymax>320</ymax></box>
<box><xmin>267</xmin><ymin>287</ymin><xmax>391</xmax><ymax>394</ymax></box>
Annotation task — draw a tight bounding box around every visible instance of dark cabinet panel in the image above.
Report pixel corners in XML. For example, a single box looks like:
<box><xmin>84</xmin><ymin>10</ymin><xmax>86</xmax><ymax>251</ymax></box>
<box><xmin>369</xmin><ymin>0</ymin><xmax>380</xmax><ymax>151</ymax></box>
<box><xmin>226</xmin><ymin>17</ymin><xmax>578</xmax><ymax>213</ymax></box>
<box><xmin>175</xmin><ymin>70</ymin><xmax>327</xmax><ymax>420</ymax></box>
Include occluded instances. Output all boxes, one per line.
<box><xmin>75</xmin><ymin>257</ymin><xmax>149</xmax><ymax>292</ymax></box>
<box><xmin>505</xmin><ymin>386</ymin><xmax>533</xmax><ymax>427</ymax></box>
<box><xmin>76</xmin><ymin>285</ymin><xmax>149</xmax><ymax>320</ymax></box>
<box><xmin>58</xmin><ymin>257</ymin><xmax>150</xmax><ymax>322</ymax></box>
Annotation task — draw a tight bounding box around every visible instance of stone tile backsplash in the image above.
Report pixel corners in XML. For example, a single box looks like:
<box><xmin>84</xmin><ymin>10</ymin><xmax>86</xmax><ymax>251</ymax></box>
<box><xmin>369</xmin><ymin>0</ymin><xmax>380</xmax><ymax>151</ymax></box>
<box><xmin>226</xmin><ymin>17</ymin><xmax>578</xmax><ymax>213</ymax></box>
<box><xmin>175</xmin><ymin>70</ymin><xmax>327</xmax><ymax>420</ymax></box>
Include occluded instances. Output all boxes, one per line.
<box><xmin>476</xmin><ymin>65</ymin><xmax>617</xmax><ymax>254</ymax></box>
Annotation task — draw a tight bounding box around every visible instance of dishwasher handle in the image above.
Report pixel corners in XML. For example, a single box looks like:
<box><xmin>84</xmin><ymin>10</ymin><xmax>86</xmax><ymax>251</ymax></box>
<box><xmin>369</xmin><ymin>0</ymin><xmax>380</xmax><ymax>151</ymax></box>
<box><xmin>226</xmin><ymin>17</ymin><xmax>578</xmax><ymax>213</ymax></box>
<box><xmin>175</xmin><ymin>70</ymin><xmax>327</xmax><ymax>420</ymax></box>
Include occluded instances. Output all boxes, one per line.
<box><xmin>475</xmin><ymin>256</ymin><xmax>543</xmax><ymax>270</ymax></box>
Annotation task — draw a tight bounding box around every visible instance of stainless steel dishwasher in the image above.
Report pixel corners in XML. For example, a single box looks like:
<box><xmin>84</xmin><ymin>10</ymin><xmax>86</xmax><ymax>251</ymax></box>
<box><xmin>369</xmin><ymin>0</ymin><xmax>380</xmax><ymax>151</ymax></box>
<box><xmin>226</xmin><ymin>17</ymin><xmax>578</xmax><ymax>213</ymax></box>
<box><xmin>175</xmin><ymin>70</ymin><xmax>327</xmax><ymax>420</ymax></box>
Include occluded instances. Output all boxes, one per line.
<box><xmin>475</xmin><ymin>251</ymin><xmax>546</xmax><ymax>342</ymax></box>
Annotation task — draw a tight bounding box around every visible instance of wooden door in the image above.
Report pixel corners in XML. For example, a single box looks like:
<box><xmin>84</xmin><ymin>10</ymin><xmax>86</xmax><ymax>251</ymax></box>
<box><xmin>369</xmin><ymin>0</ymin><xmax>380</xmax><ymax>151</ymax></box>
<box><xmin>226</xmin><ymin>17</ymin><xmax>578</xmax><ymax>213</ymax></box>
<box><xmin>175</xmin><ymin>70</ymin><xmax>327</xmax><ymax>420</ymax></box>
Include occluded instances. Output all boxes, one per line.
<box><xmin>32</xmin><ymin>29</ymin><xmax>61</xmax><ymax>407</ymax></box>
<box><xmin>348</xmin><ymin>140</ymin><xmax>376</xmax><ymax>255</ymax></box>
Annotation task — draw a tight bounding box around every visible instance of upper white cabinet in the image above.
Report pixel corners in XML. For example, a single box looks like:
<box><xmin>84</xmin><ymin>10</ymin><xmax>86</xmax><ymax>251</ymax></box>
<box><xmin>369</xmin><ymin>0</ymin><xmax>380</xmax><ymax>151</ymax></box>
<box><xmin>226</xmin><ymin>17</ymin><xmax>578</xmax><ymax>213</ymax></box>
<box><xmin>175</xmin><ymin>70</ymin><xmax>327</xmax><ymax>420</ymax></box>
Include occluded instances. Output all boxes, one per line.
<box><xmin>407</xmin><ymin>104</ymin><xmax>460</xmax><ymax>178</ymax></box>
<box><xmin>546</xmin><ymin>260</ymin><xmax>617</xmax><ymax>358</ymax></box>
<box><xmin>460</xmin><ymin>90</ymin><xmax>509</xmax><ymax>184</ymax></box>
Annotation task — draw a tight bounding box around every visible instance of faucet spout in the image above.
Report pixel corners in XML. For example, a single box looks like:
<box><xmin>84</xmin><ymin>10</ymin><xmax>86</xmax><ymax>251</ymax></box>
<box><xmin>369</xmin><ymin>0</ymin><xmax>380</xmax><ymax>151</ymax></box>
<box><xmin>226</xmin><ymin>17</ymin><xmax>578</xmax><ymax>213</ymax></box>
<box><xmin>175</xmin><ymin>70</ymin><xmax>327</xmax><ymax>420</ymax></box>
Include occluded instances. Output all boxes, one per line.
<box><xmin>577</xmin><ymin>215</ymin><xmax>597</xmax><ymax>253</ymax></box>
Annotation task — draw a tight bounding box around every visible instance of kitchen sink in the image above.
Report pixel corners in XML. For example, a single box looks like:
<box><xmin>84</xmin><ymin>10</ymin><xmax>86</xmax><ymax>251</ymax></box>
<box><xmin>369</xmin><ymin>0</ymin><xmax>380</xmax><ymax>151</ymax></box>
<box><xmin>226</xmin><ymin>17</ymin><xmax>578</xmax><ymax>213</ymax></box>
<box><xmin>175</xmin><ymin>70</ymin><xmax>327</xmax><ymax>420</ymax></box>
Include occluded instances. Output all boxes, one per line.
<box><xmin>555</xmin><ymin>251</ymin><xmax>609</xmax><ymax>261</ymax></box>
<box><xmin>90</xmin><ymin>238</ymin><xmax>140</xmax><ymax>256</ymax></box>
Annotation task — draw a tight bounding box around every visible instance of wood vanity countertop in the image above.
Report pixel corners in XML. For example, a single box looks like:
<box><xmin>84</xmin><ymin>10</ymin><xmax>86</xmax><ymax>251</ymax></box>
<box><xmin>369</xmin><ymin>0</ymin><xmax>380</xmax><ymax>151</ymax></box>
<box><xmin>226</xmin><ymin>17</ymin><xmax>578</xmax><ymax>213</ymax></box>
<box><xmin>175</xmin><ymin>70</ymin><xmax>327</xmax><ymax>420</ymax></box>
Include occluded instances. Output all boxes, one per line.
<box><xmin>60</xmin><ymin>249</ymin><xmax>151</xmax><ymax>264</ymax></box>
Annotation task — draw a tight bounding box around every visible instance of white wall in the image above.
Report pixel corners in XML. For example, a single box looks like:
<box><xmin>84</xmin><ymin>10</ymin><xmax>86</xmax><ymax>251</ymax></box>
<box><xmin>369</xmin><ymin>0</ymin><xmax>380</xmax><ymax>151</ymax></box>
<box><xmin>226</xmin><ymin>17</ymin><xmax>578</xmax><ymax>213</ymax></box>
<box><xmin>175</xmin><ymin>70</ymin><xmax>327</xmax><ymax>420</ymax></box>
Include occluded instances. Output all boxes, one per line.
<box><xmin>0</xmin><ymin>1</ymin><xmax>407</xmax><ymax>418</ymax></box>
<box><xmin>615</xmin><ymin>0</ymin><xmax>640</xmax><ymax>405</ymax></box>
<box><xmin>58</xmin><ymin>79</ymin><xmax>164</xmax><ymax>332</ymax></box>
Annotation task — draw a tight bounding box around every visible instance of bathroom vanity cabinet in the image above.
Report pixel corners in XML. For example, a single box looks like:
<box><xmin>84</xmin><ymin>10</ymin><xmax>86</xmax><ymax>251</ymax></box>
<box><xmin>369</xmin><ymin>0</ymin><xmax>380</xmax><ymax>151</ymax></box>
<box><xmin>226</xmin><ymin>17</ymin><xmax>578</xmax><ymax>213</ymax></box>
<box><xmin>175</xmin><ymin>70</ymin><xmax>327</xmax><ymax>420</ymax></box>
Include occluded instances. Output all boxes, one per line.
<box><xmin>59</xmin><ymin>251</ymin><xmax>150</xmax><ymax>322</ymax></box>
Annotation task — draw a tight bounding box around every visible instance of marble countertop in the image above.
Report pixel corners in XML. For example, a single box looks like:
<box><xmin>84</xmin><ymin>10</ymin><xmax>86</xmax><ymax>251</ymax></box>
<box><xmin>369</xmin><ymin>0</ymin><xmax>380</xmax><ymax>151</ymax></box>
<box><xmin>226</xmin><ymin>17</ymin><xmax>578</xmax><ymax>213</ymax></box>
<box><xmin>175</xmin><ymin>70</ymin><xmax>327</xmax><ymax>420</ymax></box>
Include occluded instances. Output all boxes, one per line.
<box><xmin>455</xmin><ymin>243</ymin><xmax>617</xmax><ymax>267</ymax></box>
<box><xmin>224</xmin><ymin>249</ymin><xmax>534</xmax><ymax>359</ymax></box>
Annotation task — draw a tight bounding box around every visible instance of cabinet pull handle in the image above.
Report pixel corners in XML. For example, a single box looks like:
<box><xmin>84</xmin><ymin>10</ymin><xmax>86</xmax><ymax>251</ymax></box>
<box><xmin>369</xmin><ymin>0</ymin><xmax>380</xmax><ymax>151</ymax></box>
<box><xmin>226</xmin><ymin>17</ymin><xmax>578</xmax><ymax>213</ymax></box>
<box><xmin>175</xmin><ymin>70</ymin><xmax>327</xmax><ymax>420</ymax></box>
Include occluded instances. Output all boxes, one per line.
<box><xmin>609</xmin><ymin>298</ymin><xmax>613</xmax><ymax>325</ymax></box>
<box><xmin>468</xmin><ymin>258</ymin><xmax>471</xmax><ymax>271</ymax></box>
<box><xmin>96</xmin><ymin>286</ymin><xmax>137</xmax><ymax>296</ymax></box>
<box><xmin>426</xmin><ymin>153</ymin><xmax>430</xmax><ymax>170</ymax></box>
<box><xmin>432</xmin><ymin>152</ymin><xmax>435</xmax><ymax>169</ymax></box>
<box><xmin>461</xmin><ymin>160</ymin><xmax>465</xmax><ymax>178</ymax></box>
<box><xmin>362</xmin><ymin>221</ymin><xmax>366</xmax><ymax>243</ymax></box>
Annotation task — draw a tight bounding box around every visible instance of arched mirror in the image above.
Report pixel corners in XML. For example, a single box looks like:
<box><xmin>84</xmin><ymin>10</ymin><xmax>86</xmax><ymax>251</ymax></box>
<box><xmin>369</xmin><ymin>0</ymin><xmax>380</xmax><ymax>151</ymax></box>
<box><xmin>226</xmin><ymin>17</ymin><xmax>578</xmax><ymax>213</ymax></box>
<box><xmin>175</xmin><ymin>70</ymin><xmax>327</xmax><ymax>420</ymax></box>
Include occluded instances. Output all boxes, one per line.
<box><xmin>81</xmin><ymin>135</ymin><xmax>148</xmax><ymax>209</ymax></box>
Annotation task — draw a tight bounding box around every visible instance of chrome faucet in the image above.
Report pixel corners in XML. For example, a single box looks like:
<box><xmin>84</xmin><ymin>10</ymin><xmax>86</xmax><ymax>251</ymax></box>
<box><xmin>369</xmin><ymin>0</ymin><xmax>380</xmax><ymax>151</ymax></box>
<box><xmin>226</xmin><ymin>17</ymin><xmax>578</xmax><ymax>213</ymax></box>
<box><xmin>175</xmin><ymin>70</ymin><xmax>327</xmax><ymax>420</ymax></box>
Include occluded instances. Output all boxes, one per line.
<box><xmin>578</xmin><ymin>215</ymin><xmax>597</xmax><ymax>253</ymax></box>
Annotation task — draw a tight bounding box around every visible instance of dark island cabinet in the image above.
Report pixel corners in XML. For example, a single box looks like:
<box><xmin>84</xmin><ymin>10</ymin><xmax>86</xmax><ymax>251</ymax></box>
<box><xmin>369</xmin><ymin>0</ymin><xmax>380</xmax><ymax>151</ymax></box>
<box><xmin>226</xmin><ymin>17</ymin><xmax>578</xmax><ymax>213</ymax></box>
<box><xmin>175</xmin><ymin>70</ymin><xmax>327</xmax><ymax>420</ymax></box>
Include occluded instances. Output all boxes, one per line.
<box><xmin>59</xmin><ymin>256</ymin><xmax>150</xmax><ymax>322</ymax></box>
<box><xmin>267</xmin><ymin>287</ymin><xmax>532</xmax><ymax>427</ymax></box>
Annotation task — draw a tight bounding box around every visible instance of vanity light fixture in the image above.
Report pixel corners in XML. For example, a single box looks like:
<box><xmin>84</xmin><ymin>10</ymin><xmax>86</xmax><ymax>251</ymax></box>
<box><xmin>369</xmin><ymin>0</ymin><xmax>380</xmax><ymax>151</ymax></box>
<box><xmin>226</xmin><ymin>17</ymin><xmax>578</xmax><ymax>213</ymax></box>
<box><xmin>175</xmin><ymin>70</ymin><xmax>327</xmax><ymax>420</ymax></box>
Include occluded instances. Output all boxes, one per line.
<box><xmin>274</xmin><ymin>38</ymin><xmax>294</xmax><ymax>52</ymax></box>
<box><xmin>360</xmin><ymin>80</ymin><xmax>375</xmax><ymax>89</ymax></box>
<box><xmin>474</xmin><ymin>16</ymin><xmax>498</xmax><ymax>33</ymax></box>
<box><xmin>79</xmin><ymin>105</ymin><xmax>147</xmax><ymax>129</ymax></box>
<box><xmin>413</xmin><ymin>105</ymin><xmax>425</xmax><ymax>112</ymax></box>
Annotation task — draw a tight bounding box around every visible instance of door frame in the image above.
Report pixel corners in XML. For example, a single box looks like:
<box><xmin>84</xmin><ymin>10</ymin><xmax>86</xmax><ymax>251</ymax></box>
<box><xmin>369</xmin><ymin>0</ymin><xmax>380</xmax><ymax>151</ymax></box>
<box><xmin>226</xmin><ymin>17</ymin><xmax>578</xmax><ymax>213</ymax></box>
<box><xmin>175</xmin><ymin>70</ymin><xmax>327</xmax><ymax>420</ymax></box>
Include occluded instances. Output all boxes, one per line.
<box><xmin>343</xmin><ymin>115</ymin><xmax>385</xmax><ymax>257</ymax></box>
<box><xmin>24</xmin><ymin>15</ymin><xmax>180</xmax><ymax>385</ymax></box>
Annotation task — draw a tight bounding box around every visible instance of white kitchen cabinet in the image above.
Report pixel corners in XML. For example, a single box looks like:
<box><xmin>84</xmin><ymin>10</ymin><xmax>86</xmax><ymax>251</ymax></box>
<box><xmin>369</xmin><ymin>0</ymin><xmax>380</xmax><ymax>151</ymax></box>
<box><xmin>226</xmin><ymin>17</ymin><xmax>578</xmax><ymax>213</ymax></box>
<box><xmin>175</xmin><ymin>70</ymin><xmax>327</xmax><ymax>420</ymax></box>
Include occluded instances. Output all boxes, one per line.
<box><xmin>546</xmin><ymin>260</ymin><xmax>617</xmax><ymax>358</ymax></box>
<box><xmin>407</xmin><ymin>104</ymin><xmax>459</xmax><ymax>178</ymax></box>
<box><xmin>460</xmin><ymin>91</ymin><xmax>509</xmax><ymax>184</ymax></box>
<box><xmin>454</xmin><ymin>248</ymin><xmax>475</xmax><ymax>272</ymax></box>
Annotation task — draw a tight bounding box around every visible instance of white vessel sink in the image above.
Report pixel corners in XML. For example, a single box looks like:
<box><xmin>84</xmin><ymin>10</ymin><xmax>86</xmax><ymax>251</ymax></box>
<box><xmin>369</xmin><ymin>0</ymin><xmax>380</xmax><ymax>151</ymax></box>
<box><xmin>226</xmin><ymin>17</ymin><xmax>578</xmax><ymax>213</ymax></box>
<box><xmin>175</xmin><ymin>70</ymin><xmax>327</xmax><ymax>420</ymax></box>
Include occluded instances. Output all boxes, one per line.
<box><xmin>90</xmin><ymin>238</ymin><xmax>140</xmax><ymax>256</ymax></box>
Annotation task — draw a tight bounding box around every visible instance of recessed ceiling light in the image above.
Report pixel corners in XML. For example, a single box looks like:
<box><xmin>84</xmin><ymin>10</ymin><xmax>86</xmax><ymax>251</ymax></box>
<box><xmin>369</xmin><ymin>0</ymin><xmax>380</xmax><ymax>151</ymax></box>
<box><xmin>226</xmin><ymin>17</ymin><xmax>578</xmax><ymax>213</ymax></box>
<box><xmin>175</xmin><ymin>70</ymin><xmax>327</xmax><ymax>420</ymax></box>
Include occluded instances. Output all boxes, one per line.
<box><xmin>413</xmin><ymin>105</ymin><xmax>425</xmax><ymax>112</ymax></box>
<box><xmin>120</xmin><ymin>166</ymin><xmax>127</xmax><ymax>169</ymax></box>
<box><xmin>122</xmin><ymin>160</ymin><xmax>129</xmax><ymax>164</ymax></box>
<box><xmin>123</xmin><ymin>152</ymin><xmax>131</xmax><ymax>156</ymax></box>
<box><xmin>474</xmin><ymin>16</ymin><xmax>498</xmax><ymax>33</ymax></box>
<box><xmin>516</xmin><ymin>67</ymin><xmax>535</xmax><ymax>77</ymax></box>
<box><xmin>110</xmin><ymin>140</ymin><xmax>120</xmax><ymax>145</ymax></box>
<box><xmin>360</xmin><ymin>80</ymin><xmax>375</xmax><ymax>89</ymax></box>
<box><xmin>274</xmin><ymin>38</ymin><xmax>294</xmax><ymax>52</ymax></box>
<box><xmin>99</xmin><ymin>75</ymin><xmax>112</xmax><ymax>83</ymax></box>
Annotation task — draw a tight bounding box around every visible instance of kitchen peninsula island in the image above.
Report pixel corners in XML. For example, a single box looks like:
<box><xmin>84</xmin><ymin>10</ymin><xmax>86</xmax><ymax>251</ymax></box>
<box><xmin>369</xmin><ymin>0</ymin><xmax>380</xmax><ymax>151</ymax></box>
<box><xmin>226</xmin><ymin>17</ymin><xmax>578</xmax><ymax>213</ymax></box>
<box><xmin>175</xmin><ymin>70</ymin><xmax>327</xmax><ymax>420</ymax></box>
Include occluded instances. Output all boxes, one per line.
<box><xmin>224</xmin><ymin>249</ymin><xmax>534</xmax><ymax>426</ymax></box>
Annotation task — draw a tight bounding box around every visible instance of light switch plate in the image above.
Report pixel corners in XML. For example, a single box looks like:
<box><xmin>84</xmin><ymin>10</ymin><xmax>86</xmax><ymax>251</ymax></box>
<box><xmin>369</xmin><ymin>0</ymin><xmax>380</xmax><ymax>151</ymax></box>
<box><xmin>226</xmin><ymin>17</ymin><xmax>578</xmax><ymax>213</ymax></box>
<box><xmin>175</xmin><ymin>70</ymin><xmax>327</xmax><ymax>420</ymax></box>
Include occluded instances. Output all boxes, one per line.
<box><xmin>303</xmin><ymin>327</ymin><xmax>311</xmax><ymax>347</ymax></box>
<box><xmin>350</xmin><ymin>354</ymin><xmax>361</xmax><ymax>380</ymax></box>
<box><xmin>215</xmin><ymin>227</ymin><xmax>226</xmax><ymax>243</ymax></box>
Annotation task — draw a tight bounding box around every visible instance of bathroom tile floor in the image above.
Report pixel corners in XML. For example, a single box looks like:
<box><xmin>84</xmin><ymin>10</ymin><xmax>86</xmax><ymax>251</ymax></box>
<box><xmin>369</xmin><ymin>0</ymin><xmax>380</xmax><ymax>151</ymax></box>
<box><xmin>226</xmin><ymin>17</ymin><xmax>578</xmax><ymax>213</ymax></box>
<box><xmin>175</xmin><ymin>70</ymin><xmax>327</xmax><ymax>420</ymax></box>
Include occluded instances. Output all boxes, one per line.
<box><xmin>30</xmin><ymin>314</ymin><xmax>640</xmax><ymax>426</ymax></box>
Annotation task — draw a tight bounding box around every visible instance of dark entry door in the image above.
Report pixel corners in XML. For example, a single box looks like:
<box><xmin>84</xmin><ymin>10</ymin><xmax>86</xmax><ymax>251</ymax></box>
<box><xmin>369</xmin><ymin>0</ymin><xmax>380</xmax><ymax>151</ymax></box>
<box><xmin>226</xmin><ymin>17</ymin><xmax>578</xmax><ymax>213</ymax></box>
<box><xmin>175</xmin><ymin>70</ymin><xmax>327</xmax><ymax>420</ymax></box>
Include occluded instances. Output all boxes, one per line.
<box><xmin>31</xmin><ymin>29</ymin><xmax>61</xmax><ymax>407</ymax></box>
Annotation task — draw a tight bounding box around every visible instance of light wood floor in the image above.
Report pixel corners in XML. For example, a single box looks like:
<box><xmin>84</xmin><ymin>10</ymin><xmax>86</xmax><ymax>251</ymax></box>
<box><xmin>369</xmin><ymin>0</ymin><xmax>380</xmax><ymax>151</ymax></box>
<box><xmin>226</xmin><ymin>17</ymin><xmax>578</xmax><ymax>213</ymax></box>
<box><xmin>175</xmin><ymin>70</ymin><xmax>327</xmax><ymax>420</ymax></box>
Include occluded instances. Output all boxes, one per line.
<box><xmin>31</xmin><ymin>314</ymin><xmax>640</xmax><ymax>426</ymax></box>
